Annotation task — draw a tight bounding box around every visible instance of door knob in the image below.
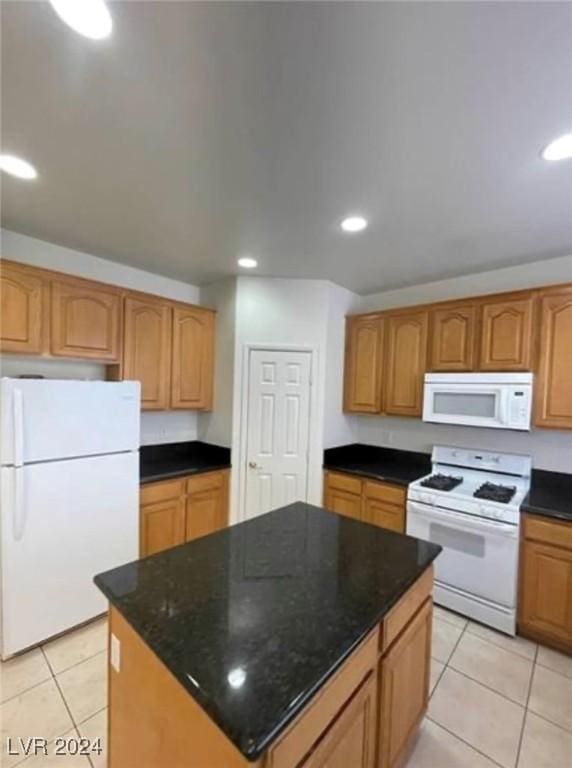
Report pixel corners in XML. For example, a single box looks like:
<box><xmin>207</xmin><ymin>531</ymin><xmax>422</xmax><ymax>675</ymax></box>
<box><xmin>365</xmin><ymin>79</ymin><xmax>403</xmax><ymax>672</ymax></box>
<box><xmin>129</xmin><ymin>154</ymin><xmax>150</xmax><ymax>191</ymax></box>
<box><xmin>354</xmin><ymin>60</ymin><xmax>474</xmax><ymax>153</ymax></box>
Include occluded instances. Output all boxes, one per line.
<box><xmin>248</xmin><ymin>461</ymin><xmax>258</xmax><ymax>469</ymax></box>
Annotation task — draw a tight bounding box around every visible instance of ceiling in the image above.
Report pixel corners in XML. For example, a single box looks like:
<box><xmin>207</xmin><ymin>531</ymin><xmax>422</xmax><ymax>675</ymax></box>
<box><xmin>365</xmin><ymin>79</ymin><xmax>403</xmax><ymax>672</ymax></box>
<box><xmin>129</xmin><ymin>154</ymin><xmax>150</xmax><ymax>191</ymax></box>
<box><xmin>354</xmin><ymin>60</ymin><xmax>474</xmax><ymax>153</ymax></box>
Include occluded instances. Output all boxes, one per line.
<box><xmin>2</xmin><ymin>1</ymin><xmax>571</xmax><ymax>294</ymax></box>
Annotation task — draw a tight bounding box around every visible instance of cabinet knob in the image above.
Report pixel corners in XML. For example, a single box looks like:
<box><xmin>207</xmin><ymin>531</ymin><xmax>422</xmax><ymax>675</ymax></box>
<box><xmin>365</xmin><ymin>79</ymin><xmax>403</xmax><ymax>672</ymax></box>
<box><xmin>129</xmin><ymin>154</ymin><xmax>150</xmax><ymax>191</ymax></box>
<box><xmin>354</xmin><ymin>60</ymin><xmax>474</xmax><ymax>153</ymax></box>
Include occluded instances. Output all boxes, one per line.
<box><xmin>248</xmin><ymin>461</ymin><xmax>258</xmax><ymax>469</ymax></box>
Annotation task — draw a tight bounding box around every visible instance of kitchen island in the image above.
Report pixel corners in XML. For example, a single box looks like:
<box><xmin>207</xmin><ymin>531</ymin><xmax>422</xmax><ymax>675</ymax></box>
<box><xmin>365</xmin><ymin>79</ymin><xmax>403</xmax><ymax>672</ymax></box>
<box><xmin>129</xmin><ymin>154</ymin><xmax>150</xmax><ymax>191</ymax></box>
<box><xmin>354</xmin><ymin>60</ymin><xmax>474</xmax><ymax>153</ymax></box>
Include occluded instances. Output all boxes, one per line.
<box><xmin>95</xmin><ymin>502</ymin><xmax>441</xmax><ymax>768</ymax></box>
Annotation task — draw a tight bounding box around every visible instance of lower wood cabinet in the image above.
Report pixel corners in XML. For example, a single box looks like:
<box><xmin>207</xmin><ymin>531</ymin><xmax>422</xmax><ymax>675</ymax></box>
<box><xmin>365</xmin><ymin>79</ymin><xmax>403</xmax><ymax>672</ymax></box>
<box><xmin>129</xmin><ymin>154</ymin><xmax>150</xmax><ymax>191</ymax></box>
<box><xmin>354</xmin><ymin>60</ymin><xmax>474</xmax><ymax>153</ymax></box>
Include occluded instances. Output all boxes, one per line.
<box><xmin>139</xmin><ymin>470</ymin><xmax>229</xmax><ymax>558</ymax></box>
<box><xmin>378</xmin><ymin>598</ymin><xmax>432</xmax><ymax>768</ymax></box>
<box><xmin>324</xmin><ymin>472</ymin><xmax>406</xmax><ymax>534</ymax></box>
<box><xmin>519</xmin><ymin>514</ymin><xmax>572</xmax><ymax>652</ymax></box>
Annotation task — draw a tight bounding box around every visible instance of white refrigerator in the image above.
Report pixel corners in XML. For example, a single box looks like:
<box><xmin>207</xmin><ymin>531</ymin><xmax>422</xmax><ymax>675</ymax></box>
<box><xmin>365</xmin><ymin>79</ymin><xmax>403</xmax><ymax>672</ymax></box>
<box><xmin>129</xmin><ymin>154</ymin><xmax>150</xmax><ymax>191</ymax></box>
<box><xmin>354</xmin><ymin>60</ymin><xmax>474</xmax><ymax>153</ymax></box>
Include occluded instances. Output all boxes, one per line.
<box><xmin>0</xmin><ymin>378</ymin><xmax>140</xmax><ymax>658</ymax></box>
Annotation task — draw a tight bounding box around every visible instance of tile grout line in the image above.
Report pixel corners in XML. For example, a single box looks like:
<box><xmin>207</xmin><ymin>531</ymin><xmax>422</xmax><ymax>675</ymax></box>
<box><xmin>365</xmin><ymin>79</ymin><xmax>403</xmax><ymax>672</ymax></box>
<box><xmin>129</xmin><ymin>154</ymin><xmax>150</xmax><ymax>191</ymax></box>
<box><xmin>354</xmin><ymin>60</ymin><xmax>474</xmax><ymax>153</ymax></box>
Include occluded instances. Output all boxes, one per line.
<box><xmin>424</xmin><ymin>716</ymin><xmax>506</xmax><ymax>768</ymax></box>
<box><xmin>40</xmin><ymin>645</ymin><xmax>79</xmax><ymax>730</ymax></box>
<box><xmin>513</xmin><ymin>643</ymin><xmax>538</xmax><ymax>768</ymax></box>
<box><xmin>1</xmin><ymin>646</ymin><xmax>107</xmax><ymax>706</ymax></box>
<box><xmin>464</xmin><ymin>626</ymin><xmax>537</xmax><ymax>663</ymax></box>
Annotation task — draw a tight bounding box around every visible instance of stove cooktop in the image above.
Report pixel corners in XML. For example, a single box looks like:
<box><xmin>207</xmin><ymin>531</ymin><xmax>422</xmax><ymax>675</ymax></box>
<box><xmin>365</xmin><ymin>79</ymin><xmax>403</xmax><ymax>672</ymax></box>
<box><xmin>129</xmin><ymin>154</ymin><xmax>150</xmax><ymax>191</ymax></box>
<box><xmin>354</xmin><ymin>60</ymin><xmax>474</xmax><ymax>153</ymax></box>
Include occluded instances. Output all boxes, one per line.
<box><xmin>420</xmin><ymin>474</ymin><xmax>464</xmax><ymax>492</ymax></box>
<box><xmin>473</xmin><ymin>482</ymin><xmax>517</xmax><ymax>504</ymax></box>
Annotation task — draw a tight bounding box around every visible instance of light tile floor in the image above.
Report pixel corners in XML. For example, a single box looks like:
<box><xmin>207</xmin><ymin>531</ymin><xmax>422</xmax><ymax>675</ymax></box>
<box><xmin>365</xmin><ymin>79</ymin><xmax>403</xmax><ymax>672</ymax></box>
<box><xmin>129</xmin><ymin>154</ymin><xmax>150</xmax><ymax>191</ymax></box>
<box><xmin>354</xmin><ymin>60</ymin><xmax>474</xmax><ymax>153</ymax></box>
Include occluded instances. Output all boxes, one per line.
<box><xmin>1</xmin><ymin>609</ymin><xmax>571</xmax><ymax>767</ymax></box>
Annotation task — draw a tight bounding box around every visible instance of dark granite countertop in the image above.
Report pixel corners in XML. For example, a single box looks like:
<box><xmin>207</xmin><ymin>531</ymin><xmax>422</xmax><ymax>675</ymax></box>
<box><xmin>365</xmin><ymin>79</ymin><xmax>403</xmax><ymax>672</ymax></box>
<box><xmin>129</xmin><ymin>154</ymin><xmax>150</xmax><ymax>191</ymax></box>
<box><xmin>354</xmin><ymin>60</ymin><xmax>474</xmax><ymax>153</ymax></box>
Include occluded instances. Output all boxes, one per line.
<box><xmin>95</xmin><ymin>502</ymin><xmax>440</xmax><ymax>761</ymax></box>
<box><xmin>521</xmin><ymin>469</ymin><xmax>572</xmax><ymax>523</ymax></box>
<box><xmin>140</xmin><ymin>440</ymin><xmax>231</xmax><ymax>484</ymax></box>
<box><xmin>324</xmin><ymin>443</ymin><xmax>431</xmax><ymax>487</ymax></box>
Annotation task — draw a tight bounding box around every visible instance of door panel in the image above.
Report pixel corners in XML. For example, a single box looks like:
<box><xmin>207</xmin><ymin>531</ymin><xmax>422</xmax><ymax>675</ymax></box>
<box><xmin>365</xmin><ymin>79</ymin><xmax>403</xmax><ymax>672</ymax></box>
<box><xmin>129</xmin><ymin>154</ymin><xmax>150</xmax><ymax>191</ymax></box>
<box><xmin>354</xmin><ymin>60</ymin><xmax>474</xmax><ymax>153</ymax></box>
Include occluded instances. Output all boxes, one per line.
<box><xmin>385</xmin><ymin>311</ymin><xmax>428</xmax><ymax>416</ymax></box>
<box><xmin>0</xmin><ymin>262</ymin><xmax>45</xmax><ymax>354</ymax></box>
<box><xmin>51</xmin><ymin>279</ymin><xmax>120</xmax><ymax>360</ymax></box>
<box><xmin>186</xmin><ymin>471</ymin><xmax>228</xmax><ymax>542</ymax></box>
<box><xmin>122</xmin><ymin>297</ymin><xmax>171</xmax><ymax>411</ymax></box>
<box><xmin>480</xmin><ymin>296</ymin><xmax>534</xmax><ymax>371</ymax></box>
<box><xmin>245</xmin><ymin>350</ymin><xmax>311</xmax><ymax>518</ymax></box>
<box><xmin>429</xmin><ymin>303</ymin><xmax>477</xmax><ymax>371</ymax></box>
<box><xmin>344</xmin><ymin>315</ymin><xmax>384</xmax><ymax>413</ymax></box>
<box><xmin>171</xmin><ymin>307</ymin><xmax>215</xmax><ymax>410</ymax></box>
<box><xmin>140</xmin><ymin>498</ymin><xmax>185</xmax><ymax>557</ymax></box>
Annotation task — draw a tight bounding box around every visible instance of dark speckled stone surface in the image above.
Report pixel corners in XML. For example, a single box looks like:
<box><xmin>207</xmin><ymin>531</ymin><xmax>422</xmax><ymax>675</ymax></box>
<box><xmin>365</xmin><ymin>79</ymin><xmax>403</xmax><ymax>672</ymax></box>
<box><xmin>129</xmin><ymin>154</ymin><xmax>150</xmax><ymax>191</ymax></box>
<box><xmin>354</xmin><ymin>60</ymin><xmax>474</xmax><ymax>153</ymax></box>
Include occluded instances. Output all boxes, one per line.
<box><xmin>521</xmin><ymin>469</ymin><xmax>572</xmax><ymax>522</ymax></box>
<box><xmin>140</xmin><ymin>440</ymin><xmax>231</xmax><ymax>484</ymax></box>
<box><xmin>95</xmin><ymin>502</ymin><xmax>441</xmax><ymax>761</ymax></box>
<box><xmin>324</xmin><ymin>443</ymin><xmax>431</xmax><ymax>486</ymax></box>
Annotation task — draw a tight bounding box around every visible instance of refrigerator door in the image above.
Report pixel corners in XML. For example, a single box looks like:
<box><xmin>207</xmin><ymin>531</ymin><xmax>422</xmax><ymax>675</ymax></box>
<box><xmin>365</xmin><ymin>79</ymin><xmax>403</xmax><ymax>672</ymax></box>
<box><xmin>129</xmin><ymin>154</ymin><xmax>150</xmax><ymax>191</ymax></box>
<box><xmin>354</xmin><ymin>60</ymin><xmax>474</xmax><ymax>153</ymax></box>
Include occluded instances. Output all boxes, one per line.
<box><xmin>0</xmin><ymin>451</ymin><xmax>138</xmax><ymax>657</ymax></box>
<box><xmin>0</xmin><ymin>379</ymin><xmax>140</xmax><ymax>465</ymax></box>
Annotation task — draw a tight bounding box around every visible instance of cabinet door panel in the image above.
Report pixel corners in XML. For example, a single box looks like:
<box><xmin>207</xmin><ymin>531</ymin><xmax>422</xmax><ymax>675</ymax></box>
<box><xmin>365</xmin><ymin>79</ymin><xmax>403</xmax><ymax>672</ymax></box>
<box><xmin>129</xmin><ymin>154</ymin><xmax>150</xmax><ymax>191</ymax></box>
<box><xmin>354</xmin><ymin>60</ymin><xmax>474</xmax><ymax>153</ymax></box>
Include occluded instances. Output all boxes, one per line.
<box><xmin>186</xmin><ymin>471</ymin><xmax>228</xmax><ymax>542</ymax></box>
<box><xmin>385</xmin><ymin>312</ymin><xmax>428</xmax><ymax>416</ymax></box>
<box><xmin>300</xmin><ymin>674</ymin><xmax>377</xmax><ymax>768</ymax></box>
<box><xmin>0</xmin><ymin>262</ymin><xmax>45</xmax><ymax>354</ymax></box>
<box><xmin>480</xmin><ymin>296</ymin><xmax>533</xmax><ymax>370</ymax></box>
<box><xmin>378</xmin><ymin>600</ymin><xmax>432</xmax><ymax>768</ymax></box>
<box><xmin>520</xmin><ymin>540</ymin><xmax>572</xmax><ymax>649</ymax></box>
<box><xmin>344</xmin><ymin>315</ymin><xmax>384</xmax><ymax>413</ymax></box>
<box><xmin>362</xmin><ymin>499</ymin><xmax>404</xmax><ymax>533</ymax></box>
<box><xmin>535</xmin><ymin>289</ymin><xmax>572</xmax><ymax>428</ymax></box>
<box><xmin>140</xmin><ymin>498</ymin><xmax>185</xmax><ymax>558</ymax></box>
<box><xmin>171</xmin><ymin>307</ymin><xmax>215</xmax><ymax>410</ymax></box>
<box><xmin>429</xmin><ymin>304</ymin><xmax>477</xmax><ymax>371</ymax></box>
<box><xmin>325</xmin><ymin>489</ymin><xmax>362</xmax><ymax>521</ymax></box>
<box><xmin>51</xmin><ymin>280</ymin><xmax>120</xmax><ymax>360</ymax></box>
<box><xmin>123</xmin><ymin>297</ymin><xmax>171</xmax><ymax>410</ymax></box>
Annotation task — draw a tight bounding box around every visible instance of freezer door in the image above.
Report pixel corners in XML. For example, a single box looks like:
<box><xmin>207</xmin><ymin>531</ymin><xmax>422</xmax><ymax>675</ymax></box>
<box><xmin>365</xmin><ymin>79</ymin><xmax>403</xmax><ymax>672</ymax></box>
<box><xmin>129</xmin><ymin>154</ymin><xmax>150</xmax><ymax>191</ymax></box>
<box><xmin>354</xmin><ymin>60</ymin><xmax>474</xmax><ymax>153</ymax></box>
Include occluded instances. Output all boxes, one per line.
<box><xmin>0</xmin><ymin>379</ymin><xmax>140</xmax><ymax>465</ymax></box>
<box><xmin>0</xmin><ymin>452</ymin><xmax>139</xmax><ymax>657</ymax></box>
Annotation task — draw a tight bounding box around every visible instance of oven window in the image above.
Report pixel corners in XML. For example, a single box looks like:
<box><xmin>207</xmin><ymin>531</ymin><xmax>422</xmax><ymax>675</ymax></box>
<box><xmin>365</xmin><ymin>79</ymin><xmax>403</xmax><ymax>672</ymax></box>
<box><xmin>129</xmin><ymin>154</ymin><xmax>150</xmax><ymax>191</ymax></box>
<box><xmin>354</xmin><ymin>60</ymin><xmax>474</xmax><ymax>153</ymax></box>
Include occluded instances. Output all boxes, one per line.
<box><xmin>433</xmin><ymin>392</ymin><xmax>496</xmax><ymax>419</ymax></box>
<box><xmin>429</xmin><ymin>523</ymin><xmax>485</xmax><ymax>557</ymax></box>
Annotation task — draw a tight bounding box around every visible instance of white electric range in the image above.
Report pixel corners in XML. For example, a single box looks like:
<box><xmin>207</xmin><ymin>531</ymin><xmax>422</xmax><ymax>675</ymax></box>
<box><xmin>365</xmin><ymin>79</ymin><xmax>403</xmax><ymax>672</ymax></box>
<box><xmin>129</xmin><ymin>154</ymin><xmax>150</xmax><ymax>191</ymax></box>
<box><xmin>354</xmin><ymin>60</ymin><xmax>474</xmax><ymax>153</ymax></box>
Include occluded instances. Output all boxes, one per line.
<box><xmin>407</xmin><ymin>445</ymin><xmax>531</xmax><ymax>635</ymax></box>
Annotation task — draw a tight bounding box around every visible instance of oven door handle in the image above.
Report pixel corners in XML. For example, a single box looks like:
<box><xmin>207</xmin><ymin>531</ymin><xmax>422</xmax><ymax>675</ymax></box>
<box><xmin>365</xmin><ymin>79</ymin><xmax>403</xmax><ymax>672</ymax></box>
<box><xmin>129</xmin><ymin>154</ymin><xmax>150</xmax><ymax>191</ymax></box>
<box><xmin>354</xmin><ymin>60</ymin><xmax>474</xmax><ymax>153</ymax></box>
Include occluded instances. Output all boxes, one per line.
<box><xmin>407</xmin><ymin>501</ymin><xmax>519</xmax><ymax>538</ymax></box>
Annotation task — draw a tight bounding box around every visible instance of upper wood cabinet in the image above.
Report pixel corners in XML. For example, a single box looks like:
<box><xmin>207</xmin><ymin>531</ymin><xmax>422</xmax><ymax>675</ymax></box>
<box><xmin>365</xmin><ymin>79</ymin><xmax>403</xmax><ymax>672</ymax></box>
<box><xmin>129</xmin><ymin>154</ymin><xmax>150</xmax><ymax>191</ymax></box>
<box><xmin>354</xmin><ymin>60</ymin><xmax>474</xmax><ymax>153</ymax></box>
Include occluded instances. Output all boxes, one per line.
<box><xmin>479</xmin><ymin>294</ymin><xmax>534</xmax><ymax>370</ymax></box>
<box><xmin>384</xmin><ymin>311</ymin><xmax>428</xmax><ymax>416</ymax></box>
<box><xmin>171</xmin><ymin>307</ymin><xmax>215</xmax><ymax>410</ymax></box>
<box><xmin>0</xmin><ymin>261</ymin><xmax>46</xmax><ymax>354</ymax></box>
<box><xmin>429</xmin><ymin>303</ymin><xmax>477</xmax><ymax>371</ymax></box>
<box><xmin>344</xmin><ymin>314</ymin><xmax>384</xmax><ymax>413</ymax></box>
<box><xmin>534</xmin><ymin>287</ymin><xmax>572</xmax><ymax>428</ymax></box>
<box><xmin>122</xmin><ymin>296</ymin><xmax>172</xmax><ymax>411</ymax></box>
<box><xmin>50</xmin><ymin>279</ymin><xmax>121</xmax><ymax>360</ymax></box>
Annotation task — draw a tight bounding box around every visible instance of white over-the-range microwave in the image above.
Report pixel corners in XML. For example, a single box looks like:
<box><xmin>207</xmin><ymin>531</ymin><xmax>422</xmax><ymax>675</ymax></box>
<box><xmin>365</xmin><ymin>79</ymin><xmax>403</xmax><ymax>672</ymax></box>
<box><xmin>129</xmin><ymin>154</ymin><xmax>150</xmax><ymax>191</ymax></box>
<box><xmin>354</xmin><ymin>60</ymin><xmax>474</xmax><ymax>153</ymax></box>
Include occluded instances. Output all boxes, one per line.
<box><xmin>422</xmin><ymin>372</ymin><xmax>533</xmax><ymax>431</ymax></box>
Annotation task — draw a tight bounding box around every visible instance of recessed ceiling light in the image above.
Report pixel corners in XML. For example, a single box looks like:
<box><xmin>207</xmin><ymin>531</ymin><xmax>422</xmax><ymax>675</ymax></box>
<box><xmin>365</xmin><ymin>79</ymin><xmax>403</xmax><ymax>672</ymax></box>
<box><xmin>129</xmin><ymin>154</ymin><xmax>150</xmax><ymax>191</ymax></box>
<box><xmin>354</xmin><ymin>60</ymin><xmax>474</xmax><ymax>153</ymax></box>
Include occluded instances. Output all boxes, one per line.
<box><xmin>49</xmin><ymin>0</ymin><xmax>112</xmax><ymax>40</ymax></box>
<box><xmin>542</xmin><ymin>133</ymin><xmax>572</xmax><ymax>162</ymax></box>
<box><xmin>238</xmin><ymin>257</ymin><xmax>258</xmax><ymax>269</ymax></box>
<box><xmin>0</xmin><ymin>154</ymin><xmax>38</xmax><ymax>180</ymax></box>
<box><xmin>340</xmin><ymin>215</ymin><xmax>368</xmax><ymax>233</ymax></box>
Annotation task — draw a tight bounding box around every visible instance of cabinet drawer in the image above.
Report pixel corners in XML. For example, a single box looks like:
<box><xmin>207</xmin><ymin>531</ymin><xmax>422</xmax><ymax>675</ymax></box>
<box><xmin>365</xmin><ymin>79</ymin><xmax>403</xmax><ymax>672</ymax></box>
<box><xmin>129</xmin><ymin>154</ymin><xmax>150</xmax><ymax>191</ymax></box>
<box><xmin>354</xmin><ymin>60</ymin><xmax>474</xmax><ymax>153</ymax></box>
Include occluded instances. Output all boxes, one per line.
<box><xmin>140</xmin><ymin>478</ymin><xmax>184</xmax><ymax>506</ymax></box>
<box><xmin>186</xmin><ymin>470</ymin><xmax>225</xmax><ymax>495</ymax></box>
<box><xmin>267</xmin><ymin>628</ymin><xmax>379</xmax><ymax>768</ymax></box>
<box><xmin>381</xmin><ymin>567</ymin><xmax>433</xmax><ymax>652</ymax></box>
<box><xmin>523</xmin><ymin>515</ymin><xmax>572</xmax><ymax>551</ymax></box>
<box><xmin>325</xmin><ymin>472</ymin><xmax>362</xmax><ymax>496</ymax></box>
<box><xmin>363</xmin><ymin>480</ymin><xmax>405</xmax><ymax>507</ymax></box>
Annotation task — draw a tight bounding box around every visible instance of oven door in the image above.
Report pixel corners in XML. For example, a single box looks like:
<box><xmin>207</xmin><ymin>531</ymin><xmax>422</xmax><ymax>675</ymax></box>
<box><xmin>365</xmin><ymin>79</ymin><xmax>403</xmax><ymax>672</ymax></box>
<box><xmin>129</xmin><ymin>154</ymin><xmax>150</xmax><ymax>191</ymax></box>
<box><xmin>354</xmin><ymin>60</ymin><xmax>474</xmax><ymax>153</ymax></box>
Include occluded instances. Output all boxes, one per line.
<box><xmin>407</xmin><ymin>501</ymin><xmax>519</xmax><ymax>607</ymax></box>
<box><xmin>422</xmin><ymin>382</ymin><xmax>509</xmax><ymax>429</ymax></box>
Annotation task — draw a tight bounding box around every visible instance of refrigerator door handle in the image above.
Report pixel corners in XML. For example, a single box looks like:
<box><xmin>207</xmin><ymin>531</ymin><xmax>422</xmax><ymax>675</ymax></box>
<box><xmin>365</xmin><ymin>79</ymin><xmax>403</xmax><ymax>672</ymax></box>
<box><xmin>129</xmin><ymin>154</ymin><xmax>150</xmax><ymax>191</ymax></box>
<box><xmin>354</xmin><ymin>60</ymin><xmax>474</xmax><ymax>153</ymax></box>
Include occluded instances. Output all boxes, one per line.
<box><xmin>13</xmin><ymin>466</ymin><xmax>26</xmax><ymax>542</ymax></box>
<box><xmin>13</xmin><ymin>388</ymin><xmax>24</xmax><ymax>468</ymax></box>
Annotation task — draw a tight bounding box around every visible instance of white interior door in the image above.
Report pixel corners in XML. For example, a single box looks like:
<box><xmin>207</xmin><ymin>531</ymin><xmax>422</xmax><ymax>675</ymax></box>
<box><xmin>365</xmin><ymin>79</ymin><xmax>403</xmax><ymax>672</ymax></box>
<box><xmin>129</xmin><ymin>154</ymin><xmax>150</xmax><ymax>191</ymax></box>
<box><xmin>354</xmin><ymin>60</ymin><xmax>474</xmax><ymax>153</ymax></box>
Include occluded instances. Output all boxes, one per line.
<box><xmin>245</xmin><ymin>350</ymin><xmax>312</xmax><ymax>519</ymax></box>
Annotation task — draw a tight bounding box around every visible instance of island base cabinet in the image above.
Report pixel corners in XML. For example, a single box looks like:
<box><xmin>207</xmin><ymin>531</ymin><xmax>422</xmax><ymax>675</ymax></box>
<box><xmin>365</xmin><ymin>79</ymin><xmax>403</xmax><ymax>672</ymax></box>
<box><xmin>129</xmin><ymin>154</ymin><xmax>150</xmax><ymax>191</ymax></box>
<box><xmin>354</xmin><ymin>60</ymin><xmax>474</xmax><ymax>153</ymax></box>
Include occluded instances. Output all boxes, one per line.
<box><xmin>378</xmin><ymin>599</ymin><xmax>432</xmax><ymax>768</ymax></box>
<box><xmin>299</xmin><ymin>674</ymin><xmax>377</xmax><ymax>768</ymax></box>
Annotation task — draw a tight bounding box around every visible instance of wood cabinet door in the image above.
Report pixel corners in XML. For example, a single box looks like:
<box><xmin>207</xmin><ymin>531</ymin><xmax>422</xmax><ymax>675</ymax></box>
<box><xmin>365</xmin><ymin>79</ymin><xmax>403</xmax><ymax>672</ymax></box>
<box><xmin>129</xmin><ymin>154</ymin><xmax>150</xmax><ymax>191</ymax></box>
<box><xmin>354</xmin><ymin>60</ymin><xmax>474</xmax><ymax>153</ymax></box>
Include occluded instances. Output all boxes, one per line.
<box><xmin>0</xmin><ymin>261</ymin><xmax>45</xmax><ymax>354</ymax></box>
<box><xmin>123</xmin><ymin>296</ymin><xmax>171</xmax><ymax>410</ymax></box>
<box><xmin>429</xmin><ymin>303</ymin><xmax>477</xmax><ymax>371</ymax></box>
<box><xmin>519</xmin><ymin>540</ymin><xmax>572</xmax><ymax>650</ymax></box>
<box><xmin>344</xmin><ymin>315</ymin><xmax>384</xmax><ymax>413</ymax></box>
<box><xmin>325</xmin><ymin>489</ymin><xmax>363</xmax><ymax>521</ymax></box>
<box><xmin>534</xmin><ymin>288</ymin><xmax>572</xmax><ymax>428</ymax></box>
<box><xmin>378</xmin><ymin>599</ymin><xmax>432</xmax><ymax>768</ymax></box>
<box><xmin>479</xmin><ymin>295</ymin><xmax>534</xmax><ymax>370</ymax></box>
<box><xmin>299</xmin><ymin>673</ymin><xmax>377</xmax><ymax>768</ymax></box>
<box><xmin>362</xmin><ymin>498</ymin><xmax>404</xmax><ymax>533</ymax></box>
<box><xmin>140</xmin><ymin>498</ymin><xmax>185</xmax><ymax>558</ymax></box>
<box><xmin>171</xmin><ymin>307</ymin><xmax>215</xmax><ymax>410</ymax></box>
<box><xmin>384</xmin><ymin>311</ymin><xmax>428</xmax><ymax>416</ymax></box>
<box><xmin>185</xmin><ymin>471</ymin><xmax>228</xmax><ymax>542</ymax></box>
<box><xmin>51</xmin><ymin>279</ymin><xmax>121</xmax><ymax>360</ymax></box>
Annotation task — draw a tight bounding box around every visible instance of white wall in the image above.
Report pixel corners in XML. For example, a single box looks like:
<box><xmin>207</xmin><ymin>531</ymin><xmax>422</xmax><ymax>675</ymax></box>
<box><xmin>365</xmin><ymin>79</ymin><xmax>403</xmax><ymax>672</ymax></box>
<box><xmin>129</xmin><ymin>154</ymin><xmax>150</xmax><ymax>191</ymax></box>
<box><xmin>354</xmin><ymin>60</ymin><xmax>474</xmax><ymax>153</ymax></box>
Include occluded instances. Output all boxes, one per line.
<box><xmin>359</xmin><ymin>253</ymin><xmax>572</xmax><ymax>312</ymax></box>
<box><xmin>352</xmin><ymin>254</ymin><xmax>572</xmax><ymax>472</ymax></box>
<box><xmin>0</xmin><ymin>229</ymin><xmax>201</xmax><ymax>445</ymax></box>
